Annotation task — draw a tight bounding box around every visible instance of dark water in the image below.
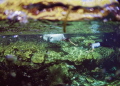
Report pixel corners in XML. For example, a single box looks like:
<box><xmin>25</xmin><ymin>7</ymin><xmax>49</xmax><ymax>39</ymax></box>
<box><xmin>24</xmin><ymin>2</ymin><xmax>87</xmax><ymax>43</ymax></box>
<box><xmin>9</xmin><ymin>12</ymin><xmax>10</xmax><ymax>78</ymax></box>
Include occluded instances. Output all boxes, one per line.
<box><xmin>1</xmin><ymin>32</ymin><xmax>120</xmax><ymax>47</ymax></box>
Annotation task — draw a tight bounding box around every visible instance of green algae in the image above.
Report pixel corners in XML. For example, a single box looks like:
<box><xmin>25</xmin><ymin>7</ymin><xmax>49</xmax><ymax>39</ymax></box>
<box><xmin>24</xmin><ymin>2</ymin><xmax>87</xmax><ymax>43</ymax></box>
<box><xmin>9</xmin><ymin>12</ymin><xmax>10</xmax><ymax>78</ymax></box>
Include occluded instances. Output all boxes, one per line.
<box><xmin>31</xmin><ymin>51</ymin><xmax>45</xmax><ymax>63</ymax></box>
<box><xmin>0</xmin><ymin>41</ymin><xmax>47</xmax><ymax>64</ymax></box>
<box><xmin>0</xmin><ymin>34</ymin><xmax>115</xmax><ymax>65</ymax></box>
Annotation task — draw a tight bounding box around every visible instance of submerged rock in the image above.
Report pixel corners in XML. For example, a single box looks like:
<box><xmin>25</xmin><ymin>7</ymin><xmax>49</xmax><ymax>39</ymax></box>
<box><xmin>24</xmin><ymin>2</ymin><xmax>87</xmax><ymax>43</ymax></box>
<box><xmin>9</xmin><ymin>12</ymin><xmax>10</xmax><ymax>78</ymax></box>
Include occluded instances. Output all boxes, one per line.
<box><xmin>5</xmin><ymin>54</ymin><xmax>17</xmax><ymax>62</ymax></box>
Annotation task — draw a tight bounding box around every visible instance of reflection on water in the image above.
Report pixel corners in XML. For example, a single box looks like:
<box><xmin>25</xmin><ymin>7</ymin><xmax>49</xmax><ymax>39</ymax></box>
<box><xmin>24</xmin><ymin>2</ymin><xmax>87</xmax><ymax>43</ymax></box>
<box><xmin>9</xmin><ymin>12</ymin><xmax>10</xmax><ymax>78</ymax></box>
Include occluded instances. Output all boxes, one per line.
<box><xmin>0</xmin><ymin>33</ymin><xmax>120</xmax><ymax>86</ymax></box>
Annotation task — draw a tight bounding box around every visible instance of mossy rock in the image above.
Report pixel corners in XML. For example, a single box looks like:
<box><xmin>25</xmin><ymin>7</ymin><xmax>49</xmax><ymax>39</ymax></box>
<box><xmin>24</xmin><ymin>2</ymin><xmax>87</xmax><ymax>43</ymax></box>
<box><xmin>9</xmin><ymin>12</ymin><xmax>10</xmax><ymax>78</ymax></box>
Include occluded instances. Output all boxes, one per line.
<box><xmin>4</xmin><ymin>48</ymin><xmax>14</xmax><ymax>55</ymax></box>
<box><xmin>31</xmin><ymin>52</ymin><xmax>45</xmax><ymax>63</ymax></box>
<box><xmin>0</xmin><ymin>41</ymin><xmax>48</xmax><ymax>61</ymax></box>
<box><xmin>24</xmin><ymin>50</ymin><xmax>32</xmax><ymax>58</ymax></box>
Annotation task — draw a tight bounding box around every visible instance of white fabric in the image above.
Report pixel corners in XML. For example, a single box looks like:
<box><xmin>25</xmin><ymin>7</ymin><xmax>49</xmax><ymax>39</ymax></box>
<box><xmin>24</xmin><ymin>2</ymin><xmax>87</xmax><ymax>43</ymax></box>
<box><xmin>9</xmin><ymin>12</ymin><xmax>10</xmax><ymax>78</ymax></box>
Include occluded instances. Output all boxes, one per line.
<box><xmin>91</xmin><ymin>42</ymin><xmax>100</xmax><ymax>49</ymax></box>
<box><xmin>43</xmin><ymin>34</ymin><xmax>66</xmax><ymax>43</ymax></box>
